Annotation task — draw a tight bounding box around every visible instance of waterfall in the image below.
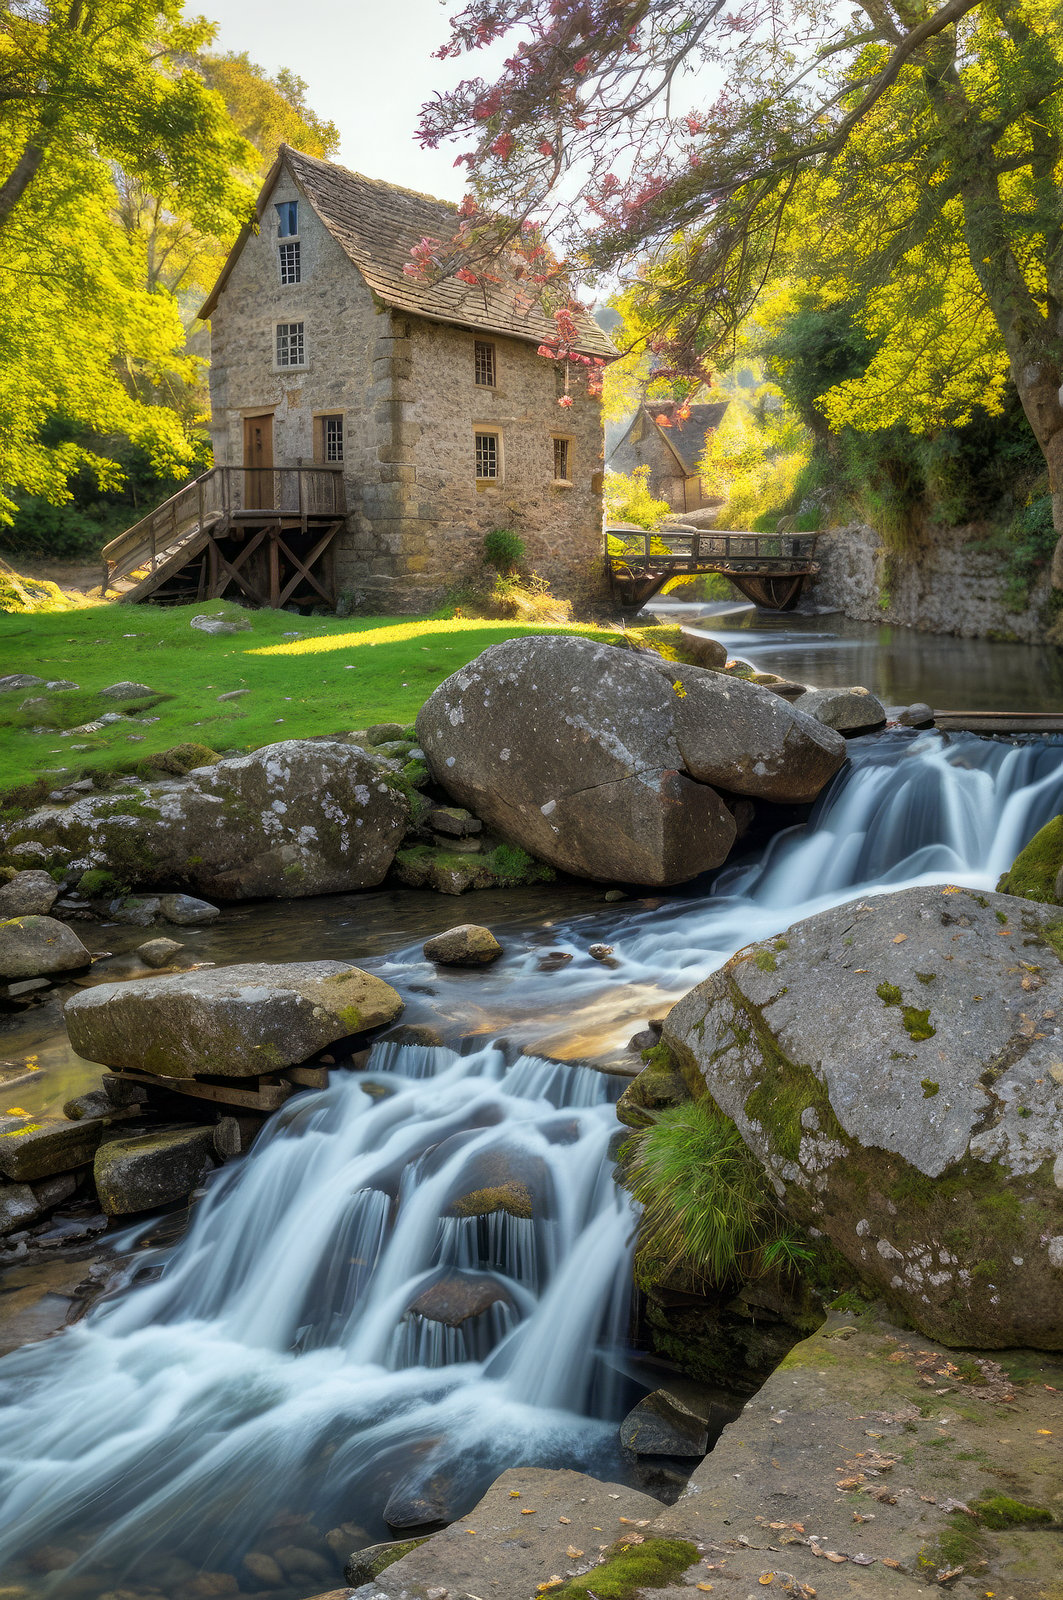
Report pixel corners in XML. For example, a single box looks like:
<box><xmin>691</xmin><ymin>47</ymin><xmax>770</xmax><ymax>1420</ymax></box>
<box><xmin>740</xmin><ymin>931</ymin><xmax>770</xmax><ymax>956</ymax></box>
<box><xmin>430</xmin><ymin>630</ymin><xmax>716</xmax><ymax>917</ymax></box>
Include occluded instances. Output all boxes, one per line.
<box><xmin>1</xmin><ymin>731</ymin><xmax>1061</xmax><ymax>1598</ymax></box>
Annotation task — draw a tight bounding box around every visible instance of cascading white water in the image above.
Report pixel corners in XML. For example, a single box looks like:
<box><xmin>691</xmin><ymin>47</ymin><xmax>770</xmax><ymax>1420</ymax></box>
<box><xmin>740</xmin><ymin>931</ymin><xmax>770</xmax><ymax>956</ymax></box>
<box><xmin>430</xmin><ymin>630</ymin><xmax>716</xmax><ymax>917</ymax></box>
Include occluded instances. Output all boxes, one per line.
<box><xmin>1</xmin><ymin>731</ymin><xmax>1062</xmax><ymax>1598</ymax></box>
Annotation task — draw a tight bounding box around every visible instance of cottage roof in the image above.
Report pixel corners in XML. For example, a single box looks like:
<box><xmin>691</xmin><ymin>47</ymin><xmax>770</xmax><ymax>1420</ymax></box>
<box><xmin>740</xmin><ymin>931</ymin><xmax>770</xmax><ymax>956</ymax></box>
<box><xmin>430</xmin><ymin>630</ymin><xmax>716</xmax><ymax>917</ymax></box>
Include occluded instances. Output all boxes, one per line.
<box><xmin>643</xmin><ymin>401</ymin><xmax>730</xmax><ymax>474</ymax></box>
<box><xmin>200</xmin><ymin>146</ymin><xmax>616</xmax><ymax>359</ymax></box>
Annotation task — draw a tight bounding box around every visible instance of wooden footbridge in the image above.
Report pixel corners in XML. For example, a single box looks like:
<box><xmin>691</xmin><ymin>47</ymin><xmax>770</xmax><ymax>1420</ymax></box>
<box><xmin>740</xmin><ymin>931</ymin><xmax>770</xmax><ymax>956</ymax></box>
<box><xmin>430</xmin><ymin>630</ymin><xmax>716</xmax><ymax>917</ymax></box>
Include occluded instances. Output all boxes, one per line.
<box><xmin>606</xmin><ymin>524</ymin><xmax>820</xmax><ymax>610</ymax></box>
<box><xmin>102</xmin><ymin>466</ymin><xmax>346</xmax><ymax>608</ymax></box>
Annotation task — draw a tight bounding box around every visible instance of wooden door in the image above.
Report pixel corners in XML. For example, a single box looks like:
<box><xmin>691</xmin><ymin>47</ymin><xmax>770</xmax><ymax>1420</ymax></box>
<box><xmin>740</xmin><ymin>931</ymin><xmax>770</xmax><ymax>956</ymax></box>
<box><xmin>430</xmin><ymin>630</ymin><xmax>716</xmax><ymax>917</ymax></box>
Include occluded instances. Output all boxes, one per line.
<box><xmin>243</xmin><ymin>414</ymin><xmax>274</xmax><ymax>510</ymax></box>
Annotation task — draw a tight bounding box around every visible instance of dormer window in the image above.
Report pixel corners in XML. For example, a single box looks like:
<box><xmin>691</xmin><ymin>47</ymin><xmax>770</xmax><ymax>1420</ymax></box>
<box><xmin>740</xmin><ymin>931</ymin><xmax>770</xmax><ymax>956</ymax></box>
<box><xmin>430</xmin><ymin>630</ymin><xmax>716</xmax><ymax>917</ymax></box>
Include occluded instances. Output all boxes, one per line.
<box><xmin>275</xmin><ymin>200</ymin><xmax>299</xmax><ymax>237</ymax></box>
<box><xmin>279</xmin><ymin>240</ymin><xmax>300</xmax><ymax>285</ymax></box>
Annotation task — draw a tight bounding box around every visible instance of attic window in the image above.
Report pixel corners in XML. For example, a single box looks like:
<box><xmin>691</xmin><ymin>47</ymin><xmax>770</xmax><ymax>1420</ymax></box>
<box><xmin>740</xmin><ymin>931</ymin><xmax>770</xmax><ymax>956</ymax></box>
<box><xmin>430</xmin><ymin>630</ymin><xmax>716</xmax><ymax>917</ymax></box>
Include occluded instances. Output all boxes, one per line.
<box><xmin>276</xmin><ymin>322</ymin><xmax>304</xmax><ymax>367</ymax></box>
<box><xmin>475</xmin><ymin>432</ymin><xmax>499</xmax><ymax>480</ymax></box>
<box><xmin>279</xmin><ymin>240</ymin><xmax>300</xmax><ymax>285</ymax></box>
<box><xmin>474</xmin><ymin>340</ymin><xmax>496</xmax><ymax>387</ymax></box>
<box><xmin>276</xmin><ymin>201</ymin><xmax>299</xmax><ymax>237</ymax></box>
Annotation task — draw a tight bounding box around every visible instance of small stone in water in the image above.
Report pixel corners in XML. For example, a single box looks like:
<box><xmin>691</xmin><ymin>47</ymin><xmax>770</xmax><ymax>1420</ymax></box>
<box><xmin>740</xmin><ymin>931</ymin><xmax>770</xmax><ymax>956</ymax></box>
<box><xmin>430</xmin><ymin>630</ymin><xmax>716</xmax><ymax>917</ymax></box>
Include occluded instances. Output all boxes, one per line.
<box><xmin>588</xmin><ymin>944</ymin><xmax>614</xmax><ymax>960</ymax></box>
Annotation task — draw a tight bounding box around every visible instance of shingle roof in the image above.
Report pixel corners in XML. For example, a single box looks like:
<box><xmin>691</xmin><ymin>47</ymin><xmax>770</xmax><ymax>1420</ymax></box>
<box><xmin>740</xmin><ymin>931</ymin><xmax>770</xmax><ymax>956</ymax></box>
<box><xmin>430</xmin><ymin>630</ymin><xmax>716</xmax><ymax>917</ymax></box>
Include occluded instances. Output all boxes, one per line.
<box><xmin>645</xmin><ymin>402</ymin><xmax>729</xmax><ymax>474</ymax></box>
<box><xmin>201</xmin><ymin>146</ymin><xmax>616</xmax><ymax>359</ymax></box>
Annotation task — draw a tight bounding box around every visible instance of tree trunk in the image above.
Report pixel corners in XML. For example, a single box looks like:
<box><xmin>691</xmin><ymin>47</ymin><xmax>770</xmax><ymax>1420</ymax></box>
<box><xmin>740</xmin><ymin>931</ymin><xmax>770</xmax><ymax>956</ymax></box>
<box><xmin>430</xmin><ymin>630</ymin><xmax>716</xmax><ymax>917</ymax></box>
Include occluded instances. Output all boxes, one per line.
<box><xmin>0</xmin><ymin>142</ymin><xmax>46</xmax><ymax>232</ymax></box>
<box><xmin>1009</xmin><ymin>362</ymin><xmax>1063</xmax><ymax>589</ymax></box>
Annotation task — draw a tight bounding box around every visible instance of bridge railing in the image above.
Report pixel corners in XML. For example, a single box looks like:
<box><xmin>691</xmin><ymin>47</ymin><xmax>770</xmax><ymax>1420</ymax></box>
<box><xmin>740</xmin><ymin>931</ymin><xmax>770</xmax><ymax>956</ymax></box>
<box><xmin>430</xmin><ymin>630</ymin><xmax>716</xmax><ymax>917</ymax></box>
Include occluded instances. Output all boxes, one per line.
<box><xmin>606</xmin><ymin>526</ymin><xmax>818</xmax><ymax>570</ymax></box>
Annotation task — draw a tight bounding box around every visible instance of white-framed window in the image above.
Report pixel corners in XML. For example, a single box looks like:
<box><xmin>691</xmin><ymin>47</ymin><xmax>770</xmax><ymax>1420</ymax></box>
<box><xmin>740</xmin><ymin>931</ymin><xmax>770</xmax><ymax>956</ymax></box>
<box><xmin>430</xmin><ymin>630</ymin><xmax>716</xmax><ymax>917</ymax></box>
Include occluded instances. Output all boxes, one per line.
<box><xmin>475</xmin><ymin>431</ymin><xmax>500</xmax><ymax>480</ymax></box>
<box><xmin>318</xmin><ymin>414</ymin><xmax>344</xmax><ymax>463</ymax></box>
<box><xmin>276</xmin><ymin>321</ymin><xmax>305</xmax><ymax>367</ymax></box>
<box><xmin>553</xmin><ymin>436</ymin><xmax>571</xmax><ymax>482</ymax></box>
<box><xmin>474</xmin><ymin>340</ymin><xmax>496</xmax><ymax>387</ymax></box>
<box><xmin>279</xmin><ymin>240</ymin><xmax>301</xmax><ymax>285</ymax></box>
<box><xmin>276</xmin><ymin>200</ymin><xmax>299</xmax><ymax>237</ymax></box>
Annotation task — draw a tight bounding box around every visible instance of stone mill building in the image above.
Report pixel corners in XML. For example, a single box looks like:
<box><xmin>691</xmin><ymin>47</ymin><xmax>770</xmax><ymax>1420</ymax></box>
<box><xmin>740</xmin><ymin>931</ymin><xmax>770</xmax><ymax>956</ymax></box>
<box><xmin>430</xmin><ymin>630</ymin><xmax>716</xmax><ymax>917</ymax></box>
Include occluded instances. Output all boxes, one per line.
<box><xmin>197</xmin><ymin>145</ymin><xmax>616</xmax><ymax>613</ymax></box>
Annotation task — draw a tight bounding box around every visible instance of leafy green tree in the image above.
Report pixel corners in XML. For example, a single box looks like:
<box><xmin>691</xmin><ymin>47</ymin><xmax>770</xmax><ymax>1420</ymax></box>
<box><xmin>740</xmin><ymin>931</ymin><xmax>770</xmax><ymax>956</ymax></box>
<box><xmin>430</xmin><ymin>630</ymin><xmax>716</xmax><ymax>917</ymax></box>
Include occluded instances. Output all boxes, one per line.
<box><xmin>0</xmin><ymin>0</ymin><xmax>255</xmax><ymax>523</ymax></box>
<box><xmin>419</xmin><ymin>0</ymin><xmax>1063</xmax><ymax>587</ymax></box>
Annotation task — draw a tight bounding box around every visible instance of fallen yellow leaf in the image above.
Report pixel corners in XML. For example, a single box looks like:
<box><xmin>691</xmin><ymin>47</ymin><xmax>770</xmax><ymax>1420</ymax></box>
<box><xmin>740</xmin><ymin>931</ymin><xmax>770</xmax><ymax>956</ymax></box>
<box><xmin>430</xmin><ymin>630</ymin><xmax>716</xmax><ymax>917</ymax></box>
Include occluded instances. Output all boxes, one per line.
<box><xmin>558</xmin><ymin>1515</ymin><xmax>571</xmax><ymax>1524</ymax></box>
<box><xmin>465</xmin><ymin>1527</ymin><xmax>476</xmax><ymax>1534</ymax></box>
<box><xmin>1036</xmin><ymin>1428</ymin><xmax>1052</xmax><ymax>1435</ymax></box>
<box><xmin>760</xmin><ymin>1576</ymin><xmax>775</xmax><ymax>1585</ymax></box>
<box><xmin>941</xmin><ymin>885</ymin><xmax>961</xmax><ymax>894</ymax></box>
<box><xmin>509</xmin><ymin>1489</ymin><xmax>521</xmax><ymax>1497</ymax></box>
<box><xmin>521</xmin><ymin>1506</ymin><xmax>537</xmax><ymax>1514</ymax></box>
<box><xmin>566</xmin><ymin>1546</ymin><xmax>583</xmax><ymax>1558</ymax></box>
<box><xmin>697</xmin><ymin>1586</ymin><xmax>714</xmax><ymax>1593</ymax></box>
<box><xmin>893</xmin><ymin>933</ymin><xmax>907</xmax><ymax>943</ymax></box>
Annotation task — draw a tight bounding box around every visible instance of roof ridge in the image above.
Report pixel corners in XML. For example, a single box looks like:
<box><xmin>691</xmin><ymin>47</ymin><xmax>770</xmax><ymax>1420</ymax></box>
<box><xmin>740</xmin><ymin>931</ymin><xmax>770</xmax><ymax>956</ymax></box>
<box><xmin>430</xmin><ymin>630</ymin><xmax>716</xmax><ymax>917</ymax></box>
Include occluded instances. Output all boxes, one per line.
<box><xmin>279</xmin><ymin>144</ymin><xmax>460</xmax><ymax>217</ymax></box>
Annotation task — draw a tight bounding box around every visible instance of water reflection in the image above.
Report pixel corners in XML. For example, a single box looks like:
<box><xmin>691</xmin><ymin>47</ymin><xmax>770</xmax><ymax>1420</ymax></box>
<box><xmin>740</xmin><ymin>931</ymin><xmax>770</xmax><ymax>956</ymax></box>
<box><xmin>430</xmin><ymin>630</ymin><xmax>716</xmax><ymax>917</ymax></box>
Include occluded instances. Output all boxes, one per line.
<box><xmin>648</xmin><ymin>595</ymin><xmax>1063</xmax><ymax>711</ymax></box>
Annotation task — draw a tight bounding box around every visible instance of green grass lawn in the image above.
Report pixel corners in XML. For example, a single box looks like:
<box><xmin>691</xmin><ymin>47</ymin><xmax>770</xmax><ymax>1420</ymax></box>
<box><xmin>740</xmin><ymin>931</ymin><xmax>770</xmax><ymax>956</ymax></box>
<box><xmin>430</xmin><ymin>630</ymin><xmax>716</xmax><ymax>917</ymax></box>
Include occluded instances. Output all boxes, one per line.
<box><xmin>0</xmin><ymin>600</ymin><xmax>624</xmax><ymax>802</ymax></box>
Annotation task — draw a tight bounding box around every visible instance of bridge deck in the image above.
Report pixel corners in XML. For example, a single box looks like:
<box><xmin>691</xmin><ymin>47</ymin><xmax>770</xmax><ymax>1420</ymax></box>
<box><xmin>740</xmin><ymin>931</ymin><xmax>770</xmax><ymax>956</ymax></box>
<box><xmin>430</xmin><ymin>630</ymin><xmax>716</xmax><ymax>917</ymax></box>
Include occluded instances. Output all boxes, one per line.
<box><xmin>606</xmin><ymin>525</ymin><xmax>819</xmax><ymax>610</ymax></box>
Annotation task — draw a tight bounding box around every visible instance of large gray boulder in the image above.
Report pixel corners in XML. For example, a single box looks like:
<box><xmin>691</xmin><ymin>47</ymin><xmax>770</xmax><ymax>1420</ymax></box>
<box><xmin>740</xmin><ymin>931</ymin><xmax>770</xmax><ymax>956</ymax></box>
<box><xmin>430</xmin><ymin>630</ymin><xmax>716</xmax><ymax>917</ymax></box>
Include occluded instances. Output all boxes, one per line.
<box><xmin>415</xmin><ymin>637</ymin><xmax>844</xmax><ymax>886</ymax></box>
<box><xmin>64</xmin><ymin>960</ymin><xmax>404</xmax><ymax>1078</ymax></box>
<box><xmin>0</xmin><ymin>916</ymin><xmax>91</xmax><ymax>980</ymax></box>
<box><xmin>3</xmin><ymin>740</ymin><xmax>409</xmax><ymax>899</ymax></box>
<box><xmin>663</xmin><ymin>884</ymin><xmax>1063</xmax><ymax>1349</ymax></box>
<box><xmin>0</xmin><ymin>870</ymin><xmax>59</xmax><ymax>918</ymax></box>
<box><xmin>794</xmin><ymin>684</ymin><xmax>887</xmax><ymax>735</ymax></box>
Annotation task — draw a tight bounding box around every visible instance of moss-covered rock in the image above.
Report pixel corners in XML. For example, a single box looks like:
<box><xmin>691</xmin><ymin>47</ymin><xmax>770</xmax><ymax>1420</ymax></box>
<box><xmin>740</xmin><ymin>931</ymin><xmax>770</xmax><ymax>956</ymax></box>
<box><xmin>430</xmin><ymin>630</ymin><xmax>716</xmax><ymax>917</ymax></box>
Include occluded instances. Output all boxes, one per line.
<box><xmin>393</xmin><ymin>841</ymin><xmax>554</xmax><ymax>895</ymax></box>
<box><xmin>93</xmin><ymin>1126</ymin><xmax>218</xmax><ymax>1215</ymax></box>
<box><xmin>996</xmin><ymin>813</ymin><xmax>1063</xmax><ymax>905</ymax></box>
<box><xmin>64</xmin><ymin>960</ymin><xmax>403</xmax><ymax>1078</ymax></box>
<box><xmin>663</xmin><ymin>884</ymin><xmax>1063</xmax><ymax>1350</ymax></box>
<box><xmin>615</xmin><ymin>1042</ymin><xmax>691</xmax><ymax>1129</ymax></box>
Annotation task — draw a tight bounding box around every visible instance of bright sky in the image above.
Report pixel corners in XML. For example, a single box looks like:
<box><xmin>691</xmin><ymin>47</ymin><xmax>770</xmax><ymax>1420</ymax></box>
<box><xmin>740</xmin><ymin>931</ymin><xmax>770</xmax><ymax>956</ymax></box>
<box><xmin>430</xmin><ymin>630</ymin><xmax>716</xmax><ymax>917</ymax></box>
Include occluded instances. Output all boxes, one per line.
<box><xmin>201</xmin><ymin>0</ymin><xmax>490</xmax><ymax>201</ymax></box>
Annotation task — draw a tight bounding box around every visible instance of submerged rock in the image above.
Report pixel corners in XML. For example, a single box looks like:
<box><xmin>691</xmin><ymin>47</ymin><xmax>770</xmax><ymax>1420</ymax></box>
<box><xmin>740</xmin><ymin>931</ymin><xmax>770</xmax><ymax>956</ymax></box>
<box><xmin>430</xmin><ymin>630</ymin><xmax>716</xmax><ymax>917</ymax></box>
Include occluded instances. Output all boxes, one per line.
<box><xmin>93</xmin><ymin>1127</ymin><xmax>218</xmax><ymax>1215</ymax></box>
<box><xmin>0</xmin><ymin>870</ymin><xmax>59</xmax><ymax>918</ymax></box>
<box><xmin>422</xmin><ymin>924</ymin><xmax>502</xmax><ymax>966</ymax></box>
<box><xmin>416</xmin><ymin>636</ymin><xmax>844</xmax><ymax>886</ymax></box>
<box><xmin>2</xmin><ymin>740</ymin><xmax>410</xmax><ymax>900</ymax></box>
<box><xmin>407</xmin><ymin>1271</ymin><xmax>515</xmax><ymax>1326</ymax></box>
<box><xmin>64</xmin><ymin>960</ymin><xmax>404</xmax><ymax>1078</ymax></box>
<box><xmin>0</xmin><ymin>915</ymin><xmax>91</xmax><ymax>980</ymax></box>
<box><xmin>664</xmin><ymin>883</ymin><xmax>1063</xmax><ymax>1348</ymax></box>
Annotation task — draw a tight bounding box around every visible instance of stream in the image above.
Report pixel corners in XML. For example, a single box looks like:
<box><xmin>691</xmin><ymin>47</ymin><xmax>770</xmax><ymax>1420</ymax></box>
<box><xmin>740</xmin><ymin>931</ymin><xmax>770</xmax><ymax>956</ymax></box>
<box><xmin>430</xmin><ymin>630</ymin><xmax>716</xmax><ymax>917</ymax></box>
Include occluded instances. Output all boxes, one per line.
<box><xmin>2</xmin><ymin>615</ymin><xmax>1063</xmax><ymax>1597</ymax></box>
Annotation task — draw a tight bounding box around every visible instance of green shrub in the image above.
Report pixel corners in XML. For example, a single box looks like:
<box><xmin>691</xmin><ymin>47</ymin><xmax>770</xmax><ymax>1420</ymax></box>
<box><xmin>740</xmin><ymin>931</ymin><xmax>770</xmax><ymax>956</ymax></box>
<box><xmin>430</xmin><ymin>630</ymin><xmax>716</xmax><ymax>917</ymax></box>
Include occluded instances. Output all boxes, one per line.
<box><xmin>483</xmin><ymin>528</ymin><xmax>525</xmax><ymax>574</ymax></box>
<box><xmin>604</xmin><ymin>466</ymin><xmax>671</xmax><ymax>530</ymax></box>
<box><xmin>622</xmin><ymin>1100</ymin><xmax>807</xmax><ymax>1289</ymax></box>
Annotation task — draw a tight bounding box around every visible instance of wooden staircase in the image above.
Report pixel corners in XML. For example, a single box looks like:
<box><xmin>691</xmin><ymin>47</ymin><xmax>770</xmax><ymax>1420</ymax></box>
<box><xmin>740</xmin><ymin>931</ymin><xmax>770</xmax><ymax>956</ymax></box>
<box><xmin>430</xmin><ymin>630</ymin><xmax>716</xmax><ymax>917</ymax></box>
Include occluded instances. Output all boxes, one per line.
<box><xmin>103</xmin><ymin>466</ymin><xmax>346</xmax><ymax>609</ymax></box>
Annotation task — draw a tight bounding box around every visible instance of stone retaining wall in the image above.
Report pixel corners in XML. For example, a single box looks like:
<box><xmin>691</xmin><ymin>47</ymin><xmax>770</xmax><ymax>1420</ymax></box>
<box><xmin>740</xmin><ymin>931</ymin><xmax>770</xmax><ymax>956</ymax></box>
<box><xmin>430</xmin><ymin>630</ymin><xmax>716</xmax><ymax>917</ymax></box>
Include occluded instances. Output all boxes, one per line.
<box><xmin>807</xmin><ymin>521</ymin><xmax>1051</xmax><ymax>642</ymax></box>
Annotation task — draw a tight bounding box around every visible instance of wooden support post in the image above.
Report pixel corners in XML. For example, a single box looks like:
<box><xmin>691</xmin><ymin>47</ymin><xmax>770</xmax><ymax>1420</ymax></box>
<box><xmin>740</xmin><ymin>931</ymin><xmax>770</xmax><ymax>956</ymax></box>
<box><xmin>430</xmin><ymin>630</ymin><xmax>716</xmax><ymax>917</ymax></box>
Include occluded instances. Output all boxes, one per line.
<box><xmin>269</xmin><ymin>533</ymin><xmax>280</xmax><ymax>607</ymax></box>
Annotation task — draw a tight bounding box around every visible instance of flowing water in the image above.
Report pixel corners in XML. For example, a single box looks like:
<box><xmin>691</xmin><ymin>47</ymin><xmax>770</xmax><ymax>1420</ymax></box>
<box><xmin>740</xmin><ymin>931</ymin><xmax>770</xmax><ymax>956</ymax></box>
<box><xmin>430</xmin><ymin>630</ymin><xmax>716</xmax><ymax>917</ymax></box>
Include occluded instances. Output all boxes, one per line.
<box><xmin>2</xmin><ymin>731</ymin><xmax>1063</xmax><ymax>1597</ymax></box>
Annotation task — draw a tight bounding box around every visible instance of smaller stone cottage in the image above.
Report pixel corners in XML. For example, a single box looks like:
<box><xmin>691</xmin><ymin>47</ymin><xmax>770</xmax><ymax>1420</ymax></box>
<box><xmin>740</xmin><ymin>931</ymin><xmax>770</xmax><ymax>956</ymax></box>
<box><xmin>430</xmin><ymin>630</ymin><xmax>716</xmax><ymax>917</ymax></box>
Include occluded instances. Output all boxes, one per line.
<box><xmin>607</xmin><ymin>400</ymin><xmax>728</xmax><ymax>515</ymax></box>
<box><xmin>200</xmin><ymin>146</ymin><xmax>616</xmax><ymax>612</ymax></box>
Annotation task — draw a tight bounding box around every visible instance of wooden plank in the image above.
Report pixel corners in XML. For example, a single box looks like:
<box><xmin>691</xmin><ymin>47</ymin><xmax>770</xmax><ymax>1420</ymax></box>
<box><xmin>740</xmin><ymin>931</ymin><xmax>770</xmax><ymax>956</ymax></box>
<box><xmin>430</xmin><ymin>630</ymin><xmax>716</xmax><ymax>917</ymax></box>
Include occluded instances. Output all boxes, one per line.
<box><xmin>934</xmin><ymin>712</ymin><xmax>1063</xmax><ymax>734</ymax></box>
<box><xmin>104</xmin><ymin>1068</ymin><xmax>293</xmax><ymax>1111</ymax></box>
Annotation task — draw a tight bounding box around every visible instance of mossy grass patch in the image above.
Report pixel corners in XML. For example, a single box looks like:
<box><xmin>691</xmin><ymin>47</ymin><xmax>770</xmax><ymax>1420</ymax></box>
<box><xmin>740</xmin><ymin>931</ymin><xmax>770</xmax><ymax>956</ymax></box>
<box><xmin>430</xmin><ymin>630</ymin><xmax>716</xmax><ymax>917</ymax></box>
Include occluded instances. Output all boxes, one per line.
<box><xmin>549</xmin><ymin>1536</ymin><xmax>699</xmax><ymax>1598</ymax></box>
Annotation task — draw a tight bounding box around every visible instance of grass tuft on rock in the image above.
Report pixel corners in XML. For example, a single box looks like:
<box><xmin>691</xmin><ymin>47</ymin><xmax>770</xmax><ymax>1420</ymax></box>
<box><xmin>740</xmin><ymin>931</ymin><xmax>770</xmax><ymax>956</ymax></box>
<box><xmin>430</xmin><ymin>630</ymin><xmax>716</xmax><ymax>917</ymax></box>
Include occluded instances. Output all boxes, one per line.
<box><xmin>549</xmin><ymin>1537</ymin><xmax>699</xmax><ymax>1598</ymax></box>
<box><xmin>621</xmin><ymin>1100</ymin><xmax>810</xmax><ymax>1289</ymax></box>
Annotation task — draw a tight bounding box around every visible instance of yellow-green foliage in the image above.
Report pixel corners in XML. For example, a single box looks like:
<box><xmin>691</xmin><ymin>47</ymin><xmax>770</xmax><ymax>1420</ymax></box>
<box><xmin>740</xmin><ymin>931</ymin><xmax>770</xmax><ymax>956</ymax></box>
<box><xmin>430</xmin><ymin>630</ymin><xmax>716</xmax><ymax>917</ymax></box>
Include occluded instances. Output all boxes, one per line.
<box><xmin>699</xmin><ymin>368</ymin><xmax>811</xmax><ymax>531</ymax></box>
<box><xmin>996</xmin><ymin>815</ymin><xmax>1063</xmax><ymax>905</ymax></box>
<box><xmin>604</xmin><ymin>466</ymin><xmax>671</xmax><ymax>531</ymax></box>
<box><xmin>0</xmin><ymin>569</ymin><xmax>93</xmax><ymax>615</ymax></box>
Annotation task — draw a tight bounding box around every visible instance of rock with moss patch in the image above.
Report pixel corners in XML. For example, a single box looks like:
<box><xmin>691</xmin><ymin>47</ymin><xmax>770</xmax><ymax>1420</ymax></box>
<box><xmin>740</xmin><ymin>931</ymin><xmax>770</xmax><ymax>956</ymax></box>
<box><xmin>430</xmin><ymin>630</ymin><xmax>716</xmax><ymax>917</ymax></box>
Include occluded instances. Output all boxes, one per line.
<box><xmin>663</xmin><ymin>884</ymin><xmax>1063</xmax><ymax>1349</ymax></box>
<box><xmin>344</xmin><ymin>1537</ymin><xmax>429</xmax><ymax>1583</ymax></box>
<box><xmin>63</xmin><ymin>960</ymin><xmax>404</xmax><ymax>1078</ymax></box>
<box><xmin>0</xmin><ymin>871</ymin><xmax>59</xmax><ymax>918</ymax></box>
<box><xmin>94</xmin><ymin>1126</ymin><xmax>218</xmax><ymax>1214</ymax></box>
<box><xmin>416</xmin><ymin>637</ymin><xmax>844</xmax><ymax>887</ymax></box>
<box><xmin>0</xmin><ymin>915</ymin><xmax>91</xmax><ymax>980</ymax></box>
<box><xmin>360</xmin><ymin>1467</ymin><xmax>665</xmax><ymax>1598</ymax></box>
<box><xmin>146</xmin><ymin>742</ymin><xmax>219</xmax><ymax>776</ymax></box>
<box><xmin>997</xmin><ymin>814</ymin><xmax>1063</xmax><ymax>906</ymax></box>
<box><xmin>0</xmin><ymin>1115</ymin><xmax>102</xmax><ymax>1181</ymax></box>
<box><xmin>2</xmin><ymin>740</ymin><xmax>410</xmax><ymax>900</ymax></box>
<box><xmin>616</xmin><ymin>1046</ymin><xmax>691</xmax><ymax>1129</ymax></box>
<box><xmin>394</xmin><ymin>841</ymin><xmax>553</xmax><ymax>896</ymax></box>
<box><xmin>423</xmin><ymin>924</ymin><xmax>502</xmax><ymax>966</ymax></box>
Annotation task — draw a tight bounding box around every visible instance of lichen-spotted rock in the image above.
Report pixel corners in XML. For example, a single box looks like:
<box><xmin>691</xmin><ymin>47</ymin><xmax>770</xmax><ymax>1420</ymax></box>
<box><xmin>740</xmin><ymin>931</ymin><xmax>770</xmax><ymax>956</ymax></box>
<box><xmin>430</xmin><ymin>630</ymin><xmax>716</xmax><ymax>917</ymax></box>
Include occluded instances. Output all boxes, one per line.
<box><xmin>663</xmin><ymin>884</ymin><xmax>1063</xmax><ymax>1349</ymax></box>
<box><xmin>64</xmin><ymin>960</ymin><xmax>404</xmax><ymax>1078</ymax></box>
<box><xmin>2</xmin><ymin>740</ymin><xmax>409</xmax><ymax>899</ymax></box>
<box><xmin>415</xmin><ymin>636</ymin><xmax>844</xmax><ymax>886</ymax></box>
